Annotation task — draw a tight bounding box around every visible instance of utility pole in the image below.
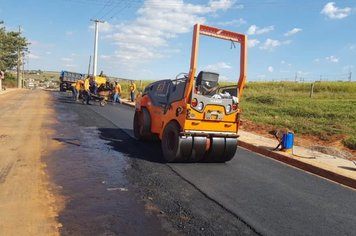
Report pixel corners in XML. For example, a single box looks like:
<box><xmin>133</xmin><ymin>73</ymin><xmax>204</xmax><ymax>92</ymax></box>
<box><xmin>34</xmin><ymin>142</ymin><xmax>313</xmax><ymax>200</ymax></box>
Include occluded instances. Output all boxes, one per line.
<box><xmin>22</xmin><ymin>52</ymin><xmax>25</xmax><ymax>87</ymax></box>
<box><xmin>17</xmin><ymin>26</ymin><xmax>22</xmax><ymax>88</ymax></box>
<box><xmin>90</xmin><ymin>19</ymin><xmax>104</xmax><ymax>76</ymax></box>
<box><xmin>87</xmin><ymin>55</ymin><xmax>92</xmax><ymax>75</ymax></box>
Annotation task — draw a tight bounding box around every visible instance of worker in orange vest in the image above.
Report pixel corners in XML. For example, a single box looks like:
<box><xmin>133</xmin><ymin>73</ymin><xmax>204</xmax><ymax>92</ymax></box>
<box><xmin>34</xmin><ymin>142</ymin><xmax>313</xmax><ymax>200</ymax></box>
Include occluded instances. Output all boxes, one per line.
<box><xmin>75</xmin><ymin>79</ymin><xmax>84</xmax><ymax>101</ymax></box>
<box><xmin>71</xmin><ymin>82</ymin><xmax>77</xmax><ymax>101</ymax></box>
<box><xmin>83</xmin><ymin>76</ymin><xmax>91</xmax><ymax>104</ymax></box>
<box><xmin>129</xmin><ymin>81</ymin><xmax>136</xmax><ymax>102</ymax></box>
<box><xmin>113</xmin><ymin>81</ymin><xmax>122</xmax><ymax>104</ymax></box>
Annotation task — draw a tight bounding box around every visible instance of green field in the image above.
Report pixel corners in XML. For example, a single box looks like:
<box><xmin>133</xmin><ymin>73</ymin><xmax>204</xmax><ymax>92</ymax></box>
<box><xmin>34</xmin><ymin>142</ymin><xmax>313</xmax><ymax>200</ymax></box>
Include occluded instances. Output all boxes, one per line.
<box><xmin>240</xmin><ymin>81</ymin><xmax>356</xmax><ymax>149</ymax></box>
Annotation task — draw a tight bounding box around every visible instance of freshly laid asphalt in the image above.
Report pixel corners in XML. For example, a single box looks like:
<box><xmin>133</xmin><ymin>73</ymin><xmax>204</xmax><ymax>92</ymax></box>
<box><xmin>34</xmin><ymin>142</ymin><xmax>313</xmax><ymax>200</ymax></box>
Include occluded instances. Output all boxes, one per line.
<box><xmin>82</xmin><ymin>95</ymin><xmax>356</xmax><ymax>236</ymax></box>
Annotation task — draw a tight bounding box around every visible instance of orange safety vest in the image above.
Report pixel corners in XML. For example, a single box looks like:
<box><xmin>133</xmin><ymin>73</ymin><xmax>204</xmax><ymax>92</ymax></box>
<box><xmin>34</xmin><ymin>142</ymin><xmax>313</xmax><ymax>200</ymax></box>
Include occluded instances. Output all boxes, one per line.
<box><xmin>115</xmin><ymin>84</ymin><xmax>121</xmax><ymax>93</ymax></box>
<box><xmin>84</xmin><ymin>79</ymin><xmax>90</xmax><ymax>91</ymax></box>
<box><xmin>130</xmin><ymin>83</ymin><xmax>136</xmax><ymax>92</ymax></box>
<box><xmin>75</xmin><ymin>80</ymin><xmax>83</xmax><ymax>90</ymax></box>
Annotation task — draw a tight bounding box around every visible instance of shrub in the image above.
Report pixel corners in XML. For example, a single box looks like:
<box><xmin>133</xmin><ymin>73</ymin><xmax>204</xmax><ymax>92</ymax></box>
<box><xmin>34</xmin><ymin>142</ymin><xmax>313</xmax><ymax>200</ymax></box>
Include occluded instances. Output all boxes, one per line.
<box><xmin>246</xmin><ymin>95</ymin><xmax>280</xmax><ymax>105</ymax></box>
<box><xmin>342</xmin><ymin>136</ymin><xmax>356</xmax><ymax>150</ymax></box>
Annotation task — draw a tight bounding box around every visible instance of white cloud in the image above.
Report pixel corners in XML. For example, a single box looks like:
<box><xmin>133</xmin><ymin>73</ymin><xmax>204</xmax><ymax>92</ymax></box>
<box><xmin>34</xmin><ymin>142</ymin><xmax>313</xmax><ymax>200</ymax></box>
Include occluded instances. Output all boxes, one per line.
<box><xmin>342</xmin><ymin>65</ymin><xmax>354</xmax><ymax>72</ymax></box>
<box><xmin>28</xmin><ymin>53</ymin><xmax>40</xmax><ymax>59</ymax></box>
<box><xmin>218</xmin><ymin>18</ymin><xmax>246</xmax><ymax>26</ymax></box>
<box><xmin>233</xmin><ymin>4</ymin><xmax>244</xmax><ymax>9</ymax></box>
<box><xmin>314</xmin><ymin>58</ymin><xmax>321</xmax><ymax>63</ymax></box>
<box><xmin>267</xmin><ymin>66</ymin><xmax>274</xmax><ymax>72</ymax></box>
<box><xmin>349</xmin><ymin>44</ymin><xmax>356</xmax><ymax>50</ymax></box>
<box><xmin>66</xmin><ymin>31</ymin><xmax>73</xmax><ymax>36</ymax></box>
<box><xmin>260</xmin><ymin>38</ymin><xmax>281</xmax><ymax>50</ymax></box>
<box><xmin>284</xmin><ymin>28</ymin><xmax>302</xmax><ymax>36</ymax></box>
<box><xmin>282</xmin><ymin>40</ymin><xmax>292</xmax><ymax>45</ymax></box>
<box><xmin>63</xmin><ymin>64</ymin><xmax>77</xmax><ymax>68</ymax></box>
<box><xmin>247</xmin><ymin>24</ymin><xmax>274</xmax><ymax>35</ymax></box>
<box><xmin>321</xmin><ymin>2</ymin><xmax>351</xmax><ymax>19</ymax></box>
<box><xmin>248</xmin><ymin>39</ymin><xmax>260</xmax><ymax>48</ymax></box>
<box><xmin>100</xmin><ymin>22</ymin><xmax>113</xmax><ymax>33</ymax></box>
<box><xmin>297</xmin><ymin>71</ymin><xmax>310</xmax><ymax>76</ymax></box>
<box><xmin>105</xmin><ymin>0</ymin><xmax>236</xmax><ymax>68</ymax></box>
<box><xmin>61</xmin><ymin>57</ymin><xmax>73</xmax><ymax>62</ymax></box>
<box><xmin>204</xmin><ymin>62</ymin><xmax>232</xmax><ymax>72</ymax></box>
<box><xmin>280</xmin><ymin>60</ymin><xmax>292</xmax><ymax>67</ymax></box>
<box><xmin>256</xmin><ymin>74</ymin><xmax>266</xmax><ymax>80</ymax></box>
<box><xmin>325</xmin><ymin>55</ymin><xmax>339</xmax><ymax>63</ymax></box>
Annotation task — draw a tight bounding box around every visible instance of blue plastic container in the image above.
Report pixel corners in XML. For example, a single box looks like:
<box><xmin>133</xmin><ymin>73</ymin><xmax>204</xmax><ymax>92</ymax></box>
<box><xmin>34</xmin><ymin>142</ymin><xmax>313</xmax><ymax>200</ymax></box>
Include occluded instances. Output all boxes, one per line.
<box><xmin>281</xmin><ymin>132</ymin><xmax>294</xmax><ymax>150</ymax></box>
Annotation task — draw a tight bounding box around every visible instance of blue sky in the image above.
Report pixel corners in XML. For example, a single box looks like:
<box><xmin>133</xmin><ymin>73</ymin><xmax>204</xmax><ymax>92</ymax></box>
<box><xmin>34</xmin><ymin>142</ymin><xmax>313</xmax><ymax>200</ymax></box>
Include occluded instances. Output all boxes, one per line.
<box><xmin>0</xmin><ymin>0</ymin><xmax>355</xmax><ymax>82</ymax></box>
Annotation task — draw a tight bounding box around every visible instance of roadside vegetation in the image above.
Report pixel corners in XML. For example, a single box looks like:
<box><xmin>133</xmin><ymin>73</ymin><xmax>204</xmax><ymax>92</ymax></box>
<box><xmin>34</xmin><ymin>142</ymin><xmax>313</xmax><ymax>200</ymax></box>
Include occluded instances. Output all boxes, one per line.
<box><xmin>240</xmin><ymin>81</ymin><xmax>356</xmax><ymax>150</ymax></box>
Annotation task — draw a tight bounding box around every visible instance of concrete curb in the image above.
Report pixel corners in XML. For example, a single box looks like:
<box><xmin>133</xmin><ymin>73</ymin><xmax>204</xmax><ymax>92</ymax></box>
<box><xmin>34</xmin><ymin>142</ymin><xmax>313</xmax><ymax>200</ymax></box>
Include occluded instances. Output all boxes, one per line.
<box><xmin>122</xmin><ymin>100</ymin><xmax>355</xmax><ymax>189</ymax></box>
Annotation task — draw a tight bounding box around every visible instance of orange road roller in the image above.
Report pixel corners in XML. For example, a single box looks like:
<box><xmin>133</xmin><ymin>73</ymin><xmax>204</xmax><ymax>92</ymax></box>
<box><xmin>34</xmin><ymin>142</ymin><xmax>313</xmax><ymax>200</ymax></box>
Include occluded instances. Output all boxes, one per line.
<box><xmin>134</xmin><ymin>24</ymin><xmax>247</xmax><ymax>162</ymax></box>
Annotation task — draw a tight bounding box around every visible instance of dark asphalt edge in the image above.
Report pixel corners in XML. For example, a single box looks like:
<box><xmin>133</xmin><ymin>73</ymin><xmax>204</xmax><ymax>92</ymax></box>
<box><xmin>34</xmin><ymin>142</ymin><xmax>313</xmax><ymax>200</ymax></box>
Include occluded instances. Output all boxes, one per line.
<box><xmin>122</xmin><ymin>100</ymin><xmax>356</xmax><ymax>190</ymax></box>
<box><xmin>239</xmin><ymin>141</ymin><xmax>356</xmax><ymax>190</ymax></box>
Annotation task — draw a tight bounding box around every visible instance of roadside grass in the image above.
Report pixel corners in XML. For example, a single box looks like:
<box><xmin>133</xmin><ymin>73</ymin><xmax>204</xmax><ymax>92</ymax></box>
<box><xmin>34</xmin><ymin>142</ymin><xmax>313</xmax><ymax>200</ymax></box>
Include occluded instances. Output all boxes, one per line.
<box><xmin>2</xmin><ymin>73</ymin><xmax>17</xmax><ymax>88</ymax></box>
<box><xmin>240</xmin><ymin>82</ymin><xmax>356</xmax><ymax>149</ymax></box>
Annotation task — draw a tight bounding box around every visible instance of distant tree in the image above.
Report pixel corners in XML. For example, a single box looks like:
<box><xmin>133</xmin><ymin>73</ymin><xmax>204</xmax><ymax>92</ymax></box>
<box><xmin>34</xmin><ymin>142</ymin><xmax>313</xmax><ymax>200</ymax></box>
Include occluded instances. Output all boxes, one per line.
<box><xmin>0</xmin><ymin>21</ymin><xmax>29</xmax><ymax>71</ymax></box>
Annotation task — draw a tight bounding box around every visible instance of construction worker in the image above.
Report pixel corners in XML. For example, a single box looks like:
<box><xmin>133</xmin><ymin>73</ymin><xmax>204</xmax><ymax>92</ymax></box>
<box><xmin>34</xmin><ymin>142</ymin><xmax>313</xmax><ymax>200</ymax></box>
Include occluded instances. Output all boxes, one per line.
<box><xmin>71</xmin><ymin>82</ymin><xmax>77</xmax><ymax>101</ymax></box>
<box><xmin>75</xmin><ymin>79</ymin><xmax>84</xmax><ymax>101</ymax></box>
<box><xmin>129</xmin><ymin>80</ymin><xmax>136</xmax><ymax>102</ymax></box>
<box><xmin>113</xmin><ymin>81</ymin><xmax>121</xmax><ymax>104</ymax></box>
<box><xmin>83</xmin><ymin>76</ymin><xmax>91</xmax><ymax>104</ymax></box>
<box><xmin>89</xmin><ymin>76</ymin><xmax>98</xmax><ymax>95</ymax></box>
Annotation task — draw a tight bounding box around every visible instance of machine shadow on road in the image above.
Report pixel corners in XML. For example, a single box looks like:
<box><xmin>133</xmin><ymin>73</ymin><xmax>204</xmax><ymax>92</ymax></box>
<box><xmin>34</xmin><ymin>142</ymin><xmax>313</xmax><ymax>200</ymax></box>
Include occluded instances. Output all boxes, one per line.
<box><xmin>98</xmin><ymin>128</ymin><xmax>165</xmax><ymax>163</ymax></box>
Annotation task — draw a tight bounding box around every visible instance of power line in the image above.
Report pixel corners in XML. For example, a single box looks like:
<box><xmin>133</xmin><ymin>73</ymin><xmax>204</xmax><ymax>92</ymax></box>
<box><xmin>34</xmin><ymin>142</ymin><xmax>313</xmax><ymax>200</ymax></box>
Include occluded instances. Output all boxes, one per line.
<box><xmin>92</xmin><ymin>0</ymin><xmax>115</xmax><ymax>19</ymax></box>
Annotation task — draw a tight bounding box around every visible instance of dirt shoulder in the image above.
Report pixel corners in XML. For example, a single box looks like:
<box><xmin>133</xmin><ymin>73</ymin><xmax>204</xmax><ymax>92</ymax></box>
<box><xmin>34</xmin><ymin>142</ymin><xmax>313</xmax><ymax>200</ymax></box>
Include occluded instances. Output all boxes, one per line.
<box><xmin>0</xmin><ymin>90</ymin><xmax>61</xmax><ymax>235</ymax></box>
